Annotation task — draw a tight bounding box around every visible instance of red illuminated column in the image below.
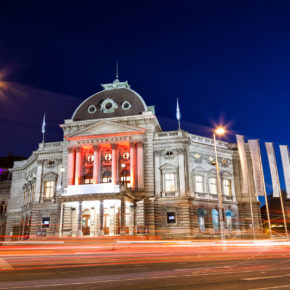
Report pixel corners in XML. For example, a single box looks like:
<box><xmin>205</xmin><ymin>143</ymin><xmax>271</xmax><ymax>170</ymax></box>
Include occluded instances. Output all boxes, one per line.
<box><xmin>136</xmin><ymin>142</ymin><xmax>144</xmax><ymax>190</ymax></box>
<box><xmin>75</xmin><ymin>147</ymin><xmax>82</xmax><ymax>185</ymax></box>
<box><xmin>67</xmin><ymin>147</ymin><xmax>75</xmax><ymax>186</ymax></box>
<box><xmin>130</xmin><ymin>142</ymin><xmax>136</xmax><ymax>189</ymax></box>
<box><xmin>93</xmin><ymin>145</ymin><xmax>100</xmax><ymax>184</ymax></box>
<box><xmin>111</xmin><ymin>144</ymin><xmax>118</xmax><ymax>185</ymax></box>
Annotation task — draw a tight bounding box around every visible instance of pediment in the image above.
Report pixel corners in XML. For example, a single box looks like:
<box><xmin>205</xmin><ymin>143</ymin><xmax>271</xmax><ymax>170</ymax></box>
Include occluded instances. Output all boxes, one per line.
<box><xmin>159</xmin><ymin>163</ymin><xmax>178</xmax><ymax>170</ymax></box>
<box><xmin>65</xmin><ymin>121</ymin><xmax>145</xmax><ymax>139</ymax></box>
<box><xmin>192</xmin><ymin>166</ymin><xmax>206</xmax><ymax>173</ymax></box>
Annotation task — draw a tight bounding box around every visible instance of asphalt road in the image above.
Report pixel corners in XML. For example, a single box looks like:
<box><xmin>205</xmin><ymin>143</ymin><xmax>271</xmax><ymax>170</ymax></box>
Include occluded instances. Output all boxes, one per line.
<box><xmin>0</xmin><ymin>240</ymin><xmax>290</xmax><ymax>289</ymax></box>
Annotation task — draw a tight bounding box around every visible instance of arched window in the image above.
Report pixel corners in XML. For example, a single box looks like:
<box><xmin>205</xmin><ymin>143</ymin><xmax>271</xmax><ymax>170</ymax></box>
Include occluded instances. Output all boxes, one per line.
<box><xmin>102</xmin><ymin>171</ymin><xmax>112</xmax><ymax>183</ymax></box>
<box><xmin>197</xmin><ymin>208</ymin><xmax>206</xmax><ymax>232</ymax></box>
<box><xmin>120</xmin><ymin>169</ymin><xmax>130</xmax><ymax>187</ymax></box>
<box><xmin>212</xmin><ymin>209</ymin><xmax>219</xmax><ymax>231</ymax></box>
<box><xmin>225</xmin><ymin>210</ymin><xmax>233</xmax><ymax>231</ymax></box>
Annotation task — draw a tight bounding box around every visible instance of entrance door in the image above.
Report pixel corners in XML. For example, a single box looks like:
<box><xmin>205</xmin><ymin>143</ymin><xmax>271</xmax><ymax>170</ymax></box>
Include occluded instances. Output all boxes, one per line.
<box><xmin>82</xmin><ymin>214</ymin><xmax>90</xmax><ymax>236</ymax></box>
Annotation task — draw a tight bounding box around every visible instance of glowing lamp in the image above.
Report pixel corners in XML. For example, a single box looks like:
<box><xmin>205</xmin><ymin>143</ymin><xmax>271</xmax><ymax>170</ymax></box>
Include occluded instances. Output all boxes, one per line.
<box><xmin>215</xmin><ymin>127</ymin><xmax>225</xmax><ymax>135</ymax></box>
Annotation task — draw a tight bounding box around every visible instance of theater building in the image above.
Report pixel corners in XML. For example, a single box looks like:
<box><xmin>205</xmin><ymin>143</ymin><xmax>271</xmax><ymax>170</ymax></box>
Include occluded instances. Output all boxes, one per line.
<box><xmin>5</xmin><ymin>77</ymin><xmax>262</xmax><ymax>239</ymax></box>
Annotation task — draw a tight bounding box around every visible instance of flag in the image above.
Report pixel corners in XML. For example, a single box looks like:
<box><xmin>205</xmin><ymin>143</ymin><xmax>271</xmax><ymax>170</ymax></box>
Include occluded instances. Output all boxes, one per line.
<box><xmin>265</xmin><ymin>142</ymin><xmax>280</xmax><ymax>198</ymax></box>
<box><xmin>176</xmin><ymin>98</ymin><xmax>181</xmax><ymax>120</ymax></box>
<box><xmin>279</xmin><ymin>145</ymin><xmax>290</xmax><ymax>199</ymax></box>
<box><xmin>236</xmin><ymin>135</ymin><xmax>249</xmax><ymax>194</ymax></box>
<box><xmin>41</xmin><ymin>114</ymin><xmax>46</xmax><ymax>134</ymax></box>
<box><xmin>248</xmin><ymin>140</ymin><xmax>265</xmax><ymax>196</ymax></box>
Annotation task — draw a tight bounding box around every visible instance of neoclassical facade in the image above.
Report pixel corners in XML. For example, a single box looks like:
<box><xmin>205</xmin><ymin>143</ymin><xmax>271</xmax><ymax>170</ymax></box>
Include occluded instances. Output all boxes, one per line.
<box><xmin>5</xmin><ymin>77</ymin><xmax>262</xmax><ymax>239</ymax></box>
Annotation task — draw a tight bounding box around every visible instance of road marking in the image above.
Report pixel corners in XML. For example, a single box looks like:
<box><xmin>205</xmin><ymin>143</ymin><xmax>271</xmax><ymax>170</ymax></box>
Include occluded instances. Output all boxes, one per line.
<box><xmin>242</xmin><ymin>274</ymin><xmax>290</xmax><ymax>281</ymax></box>
<box><xmin>0</xmin><ymin>258</ymin><xmax>13</xmax><ymax>270</ymax></box>
<box><xmin>250</xmin><ymin>285</ymin><xmax>290</xmax><ymax>290</ymax></box>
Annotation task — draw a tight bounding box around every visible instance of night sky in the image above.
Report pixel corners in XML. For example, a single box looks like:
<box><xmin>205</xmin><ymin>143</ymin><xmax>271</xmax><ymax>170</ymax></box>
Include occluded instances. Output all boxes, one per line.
<box><xmin>1</xmin><ymin>0</ymin><xmax>290</xmax><ymax>195</ymax></box>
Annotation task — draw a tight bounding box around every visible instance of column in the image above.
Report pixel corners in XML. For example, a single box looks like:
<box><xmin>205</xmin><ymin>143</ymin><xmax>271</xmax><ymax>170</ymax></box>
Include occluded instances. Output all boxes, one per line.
<box><xmin>59</xmin><ymin>203</ymin><xmax>64</xmax><ymax>237</ymax></box>
<box><xmin>130</xmin><ymin>142</ymin><xmax>136</xmax><ymax>189</ymax></box>
<box><xmin>154</xmin><ymin>151</ymin><xmax>161</xmax><ymax>197</ymax></box>
<box><xmin>99</xmin><ymin>200</ymin><xmax>104</xmax><ymax>236</ymax></box>
<box><xmin>178</xmin><ymin>149</ymin><xmax>186</xmax><ymax>196</ymax></box>
<box><xmin>93</xmin><ymin>145</ymin><xmax>100</xmax><ymax>184</ymax></box>
<box><xmin>75</xmin><ymin>147</ymin><xmax>82</xmax><ymax>185</ymax></box>
<box><xmin>120</xmin><ymin>199</ymin><xmax>126</xmax><ymax>235</ymax></box>
<box><xmin>35</xmin><ymin>160</ymin><xmax>43</xmax><ymax>203</ymax></box>
<box><xmin>136</xmin><ymin>142</ymin><xmax>144</xmax><ymax>190</ymax></box>
<box><xmin>67</xmin><ymin>147</ymin><xmax>75</xmax><ymax>186</ymax></box>
<box><xmin>111</xmin><ymin>144</ymin><xmax>118</xmax><ymax>185</ymax></box>
<box><xmin>78</xmin><ymin>201</ymin><xmax>82</xmax><ymax>237</ymax></box>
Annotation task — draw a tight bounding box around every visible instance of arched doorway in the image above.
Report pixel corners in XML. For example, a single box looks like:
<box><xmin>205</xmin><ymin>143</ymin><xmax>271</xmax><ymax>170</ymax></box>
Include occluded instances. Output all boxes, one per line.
<box><xmin>212</xmin><ymin>209</ymin><xmax>219</xmax><ymax>232</ymax></box>
<box><xmin>225</xmin><ymin>210</ymin><xmax>233</xmax><ymax>231</ymax></box>
<box><xmin>197</xmin><ymin>208</ymin><xmax>207</xmax><ymax>233</ymax></box>
<box><xmin>82</xmin><ymin>209</ymin><xmax>90</xmax><ymax>236</ymax></box>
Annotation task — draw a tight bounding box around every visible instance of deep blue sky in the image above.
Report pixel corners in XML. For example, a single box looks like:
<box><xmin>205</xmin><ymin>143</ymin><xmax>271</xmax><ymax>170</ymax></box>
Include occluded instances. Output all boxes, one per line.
<box><xmin>1</xmin><ymin>0</ymin><xmax>290</xmax><ymax>195</ymax></box>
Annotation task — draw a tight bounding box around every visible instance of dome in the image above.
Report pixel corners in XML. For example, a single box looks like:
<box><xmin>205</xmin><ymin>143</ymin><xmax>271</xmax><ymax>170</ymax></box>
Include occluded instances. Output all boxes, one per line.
<box><xmin>72</xmin><ymin>81</ymin><xmax>148</xmax><ymax>121</ymax></box>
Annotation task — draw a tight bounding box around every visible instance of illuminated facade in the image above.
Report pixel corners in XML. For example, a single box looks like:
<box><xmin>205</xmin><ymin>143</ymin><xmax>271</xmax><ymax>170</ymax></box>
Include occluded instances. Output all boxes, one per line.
<box><xmin>5</xmin><ymin>77</ymin><xmax>262</xmax><ymax>239</ymax></box>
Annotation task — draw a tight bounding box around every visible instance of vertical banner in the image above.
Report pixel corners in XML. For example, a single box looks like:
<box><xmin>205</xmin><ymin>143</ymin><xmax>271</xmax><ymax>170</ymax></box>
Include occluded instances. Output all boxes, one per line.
<box><xmin>248</xmin><ymin>140</ymin><xmax>265</xmax><ymax>196</ymax></box>
<box><xmin>279</xmin><ymin>145</ymin><xmax>290</xmax><ymax>199</ymax></box>
<box><xmin>236</xmin><ymin>135</ymin><xmax>249</xmax><ymax>193</ymax></box>
<box><xmin>265</xmin><ymin>142</ymin><xmax>280</xmax><ymax>198</ymax></box>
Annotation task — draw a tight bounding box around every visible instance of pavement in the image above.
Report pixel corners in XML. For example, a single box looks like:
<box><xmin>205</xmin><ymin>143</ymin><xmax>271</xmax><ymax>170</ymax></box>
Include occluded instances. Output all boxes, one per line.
<box><xmin>0</xmin><ymin>239</ymin><xmax>290</xmax><ymax>289</ymax></box>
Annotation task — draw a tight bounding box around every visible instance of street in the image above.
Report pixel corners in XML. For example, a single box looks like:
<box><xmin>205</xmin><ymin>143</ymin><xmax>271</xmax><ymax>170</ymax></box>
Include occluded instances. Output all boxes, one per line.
<box><xmin>0</xmin><ymin>240</ymin><xmax>290</xmax><ymax>289</ymax></box>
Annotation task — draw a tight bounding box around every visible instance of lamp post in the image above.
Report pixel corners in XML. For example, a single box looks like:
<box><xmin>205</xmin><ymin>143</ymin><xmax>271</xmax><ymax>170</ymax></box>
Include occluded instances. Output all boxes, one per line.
<box><xmin>213</xmin><ymin>127</ymin><xmax>226</xmax><ymax>249</ymax></box>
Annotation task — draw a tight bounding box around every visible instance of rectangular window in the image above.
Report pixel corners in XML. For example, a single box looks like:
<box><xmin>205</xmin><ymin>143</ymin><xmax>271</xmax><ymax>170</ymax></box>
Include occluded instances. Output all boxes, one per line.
<box><xmin>164</xmin><ymin>173</ymin><xmax>176</xmax><ymax>193</ymax></box>
<box><xmin>223</xmin><ymin>179</ymin><xmax>231</xmax><ymax>196</ymax></box>
<box><xmin>167</xmin><ymin>212</ymin><xmax>176</xmax><ymax>224</ymax></box>
<box><xmin>42</xmin><ymin>217</ymin><xmax>50</xmax><ymax>228</ymax></box>
<box><xmin>84</xmin><ymin>178</ymin><xmax>94</xmax><ymax>184</ymax></box>
<box><xmin>44</xmin><ymin>181</ymin><xmax>55</xmax><ymax>198</ymax></box>
<box><xmin>195</xmin><ymin>175</ymin><xmax>204</xmax><ymax>193</ymax></box>
<box><xmin>209</xmin><ymin>177</ymin><xmax>217</xmax><ymax>194</ymax></box>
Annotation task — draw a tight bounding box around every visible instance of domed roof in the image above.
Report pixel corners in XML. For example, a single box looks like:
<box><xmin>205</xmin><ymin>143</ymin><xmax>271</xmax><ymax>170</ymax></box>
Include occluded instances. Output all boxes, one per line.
<box><xmin>72</xmin><ymin>80</ymin><xmax>148</xmax><ymax>121</ymax></box>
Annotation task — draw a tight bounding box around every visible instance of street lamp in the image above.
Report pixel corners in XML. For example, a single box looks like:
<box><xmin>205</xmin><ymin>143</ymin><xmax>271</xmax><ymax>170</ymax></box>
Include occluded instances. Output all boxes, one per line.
<box><xmin>213</xmin><ymin>127</ymin><xmax>226</xmax><ymax>249</ymax></box>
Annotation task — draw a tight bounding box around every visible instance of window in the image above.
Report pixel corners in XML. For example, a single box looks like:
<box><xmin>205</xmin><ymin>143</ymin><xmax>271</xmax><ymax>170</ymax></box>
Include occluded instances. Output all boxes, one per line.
<box><xmin>120</xmin><ymin>169</ymin><xmax>130</xmax><ymax>187</ymax></box>
<box><xmin>209</xmin><ymin>177</ymin><xmax>217</xmax><ymax>194</ymax></box>
<box><xmin>167</xmin><ymin>212</ymin><xmax>176</xmax><ymax>224</ymax></box>
<box><xmin>42</xmin><ymin>217</ymin><xmax>50</xmax><ymax>228</ymax></box>
<box><xmin>225</xmin><ymin>210</ymin><xmax>232</xmax><ymax>231</ymax></box>
<box><xmin>84</xmin><ymin>178</ymin><xmax>94</xmax><ymax>184</ymax></box>
<box><xmin>212</xmin><ymin>209</ymin><xmax>219</xmax><ymax>231</ymax></box>
<box><xmin>195</xmin><ymin>175</ymin><xmax>204</xmax><ymax>193</ymax></box>
<box><xmin>197</xmin><ymin>208</ymin><xmax>206</xmax><ymax>232</ymax></box>
<box><xmin>44</xmin><ymin>181</ymin><xmax>55</xmax><ymax>198</ymax></box>
<box><xmin>223</xmin><ymin>180</ymin><xmax>231</xmax><ymax>196</ymax></box>
<box><xmin>102</xmin><ymin>171</ymin><xmax>111</xmax><ymax>183</ymax></box>
<box><xmin>164</xmin><ymin>173</ymin><xmax>176</xmax><ymax>193</ymax></box>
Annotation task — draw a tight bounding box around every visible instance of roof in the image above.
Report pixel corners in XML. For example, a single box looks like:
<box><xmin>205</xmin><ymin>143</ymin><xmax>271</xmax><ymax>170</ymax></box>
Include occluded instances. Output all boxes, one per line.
<box><xmin>72</xmin><ymin>80</ymin><xmax>148</xmax><ymax>121</ymax></box>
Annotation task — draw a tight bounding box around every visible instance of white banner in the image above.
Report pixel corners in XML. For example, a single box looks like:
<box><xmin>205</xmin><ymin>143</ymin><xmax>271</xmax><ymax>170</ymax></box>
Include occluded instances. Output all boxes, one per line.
<box><xmin>265</xmin><ymin>142</ymin><xmax>280</xmax><ymax>198</ymax></box>
<box><xmin>279</xmin><ymin>145</ymin><xmax>290</xmax><ymax>198</ymax></box>
<box><xmin>248</xmin><ymin>140</ymin><xmax>265</xmax><ymax>196</ymax></box>
<box><xmin>236</xmin><ymin>135</ymin><xmax>249</xmax><ymax>194</ymax></box>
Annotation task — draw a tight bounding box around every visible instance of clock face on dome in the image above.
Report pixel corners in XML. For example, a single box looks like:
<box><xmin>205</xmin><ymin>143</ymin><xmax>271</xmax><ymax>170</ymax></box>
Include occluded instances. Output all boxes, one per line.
<box><xmin>100</xmin><ymin>98</ymin><xmax>118</xmax><ymax>113</ymax></box>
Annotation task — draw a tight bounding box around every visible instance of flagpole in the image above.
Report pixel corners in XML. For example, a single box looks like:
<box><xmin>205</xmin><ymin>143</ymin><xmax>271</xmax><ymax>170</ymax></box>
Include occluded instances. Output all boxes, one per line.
<box><xmin>41</xmin><ymin>113</ymin><xmax>46</xmax><ymax>150</ymax></box>
<box><xmin>176</xmin><ymin>98</ymin><xmax>181</xmax><ymax>130</ymax></box>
